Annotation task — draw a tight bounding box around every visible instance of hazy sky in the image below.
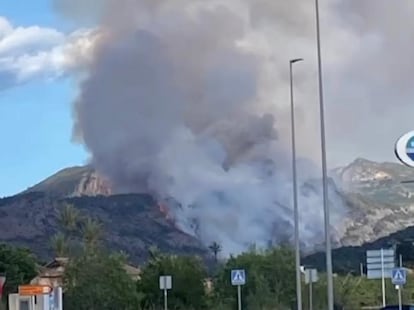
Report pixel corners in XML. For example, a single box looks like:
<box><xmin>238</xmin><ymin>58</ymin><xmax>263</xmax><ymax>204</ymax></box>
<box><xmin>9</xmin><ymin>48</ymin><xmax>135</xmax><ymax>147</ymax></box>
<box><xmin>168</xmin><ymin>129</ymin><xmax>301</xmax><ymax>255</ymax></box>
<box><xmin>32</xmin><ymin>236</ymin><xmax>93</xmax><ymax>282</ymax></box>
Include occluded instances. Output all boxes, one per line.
<box><xmin>1</xmin><ymin>0</ymin><xmax>413</xmax><ymax>197</ymax></box>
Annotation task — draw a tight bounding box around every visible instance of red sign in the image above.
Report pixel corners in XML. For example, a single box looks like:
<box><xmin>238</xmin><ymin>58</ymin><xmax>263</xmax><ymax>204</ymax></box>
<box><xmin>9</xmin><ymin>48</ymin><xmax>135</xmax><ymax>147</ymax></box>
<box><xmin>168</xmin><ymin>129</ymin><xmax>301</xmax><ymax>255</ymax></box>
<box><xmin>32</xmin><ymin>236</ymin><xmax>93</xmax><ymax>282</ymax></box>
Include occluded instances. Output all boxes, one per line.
<box><xmin>19</xmin><ymin>285</ymin><xmax>52</xmax><ymax>296</ymax></box>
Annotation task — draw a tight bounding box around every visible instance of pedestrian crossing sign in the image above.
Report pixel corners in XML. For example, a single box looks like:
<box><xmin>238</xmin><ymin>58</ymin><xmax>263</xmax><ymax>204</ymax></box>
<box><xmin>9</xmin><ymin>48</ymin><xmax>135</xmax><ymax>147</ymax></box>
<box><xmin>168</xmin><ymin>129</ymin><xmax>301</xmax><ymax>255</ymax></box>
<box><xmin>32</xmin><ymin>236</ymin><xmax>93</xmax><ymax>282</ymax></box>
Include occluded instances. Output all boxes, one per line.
<box><xmin>391</xmin><ymin>268</ymin><xmax>407</xmax><ymax>285</ymax></box>
<box><xmin>231</xmin><ymin>269</ymin><xmax>246</xmax><ymax>286</ymax></box>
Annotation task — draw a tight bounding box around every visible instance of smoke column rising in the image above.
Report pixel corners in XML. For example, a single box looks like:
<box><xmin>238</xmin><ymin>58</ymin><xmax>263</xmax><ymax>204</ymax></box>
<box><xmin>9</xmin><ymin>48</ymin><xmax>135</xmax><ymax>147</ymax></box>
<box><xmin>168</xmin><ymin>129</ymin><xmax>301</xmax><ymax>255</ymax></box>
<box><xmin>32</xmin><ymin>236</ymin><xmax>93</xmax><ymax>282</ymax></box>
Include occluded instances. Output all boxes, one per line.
<box><xmin>53</xmin><ymin>0</ymin><xmax>414</xmax><ymax>255</ymax></box>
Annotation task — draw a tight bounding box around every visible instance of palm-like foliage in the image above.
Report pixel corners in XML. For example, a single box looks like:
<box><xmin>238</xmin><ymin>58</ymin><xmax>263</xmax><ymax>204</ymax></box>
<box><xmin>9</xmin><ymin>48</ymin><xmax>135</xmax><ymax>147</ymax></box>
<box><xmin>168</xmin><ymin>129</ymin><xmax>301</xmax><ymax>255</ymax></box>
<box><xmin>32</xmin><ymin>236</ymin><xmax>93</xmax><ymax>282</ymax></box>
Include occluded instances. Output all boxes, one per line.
<box><xmin>81</xmin><ymin>217</ymin><xmax>103</xmax><ymax>251</ymax></box>
<box><xmin>50</xmin><ymin>203</ymin><xmax>80</xmax><ymax>257</ymax></box>
<box><xmin>59</xmin><ymin>203</ymin><xmax>80</xmax><ymax>233</ymax></box>
<box><xmin>333</xmin><ymin>273</ymin><xmax>363</xmax><ymax>308</ymax></box>
<box><xmin>147</xmin><ymin>245</ymin><xmax>163</xmax><ymax>267</ymax></box>
<box><xmin>209</xmin><ymin>241</ymin><xmax>222</xmax><ymax>262</ymax></box>
<box><xmin>51</xmin><ymin>232</ymin><xmax>69</xmax><ymax>257</ymax></box>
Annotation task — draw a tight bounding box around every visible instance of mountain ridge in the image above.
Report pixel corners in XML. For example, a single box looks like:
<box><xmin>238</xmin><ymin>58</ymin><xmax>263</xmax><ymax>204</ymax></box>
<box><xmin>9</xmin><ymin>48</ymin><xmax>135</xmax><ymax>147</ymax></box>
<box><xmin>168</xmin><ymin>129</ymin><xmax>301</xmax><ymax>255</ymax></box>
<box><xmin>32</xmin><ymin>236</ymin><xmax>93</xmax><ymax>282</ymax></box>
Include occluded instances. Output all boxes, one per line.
<box><xmin>23</xmin><ymin>165</ymin><xmax>112</xmax><ymax>198</ymax></box>
<box><xmin>2</xmin><ymin>158</ymin><xmax>414</xmax><ymax>265</ymax></box>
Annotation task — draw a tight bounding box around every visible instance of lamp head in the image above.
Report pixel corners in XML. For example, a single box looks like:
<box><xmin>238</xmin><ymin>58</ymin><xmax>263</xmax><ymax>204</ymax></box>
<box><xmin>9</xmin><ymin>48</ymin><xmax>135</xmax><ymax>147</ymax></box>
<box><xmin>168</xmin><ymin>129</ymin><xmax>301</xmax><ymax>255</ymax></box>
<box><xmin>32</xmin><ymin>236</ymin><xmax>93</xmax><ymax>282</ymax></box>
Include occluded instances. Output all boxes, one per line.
<box><xmin>290</xmin><ymin>58</ymin><xmax>304</xmax><ymax>64</ymax></box>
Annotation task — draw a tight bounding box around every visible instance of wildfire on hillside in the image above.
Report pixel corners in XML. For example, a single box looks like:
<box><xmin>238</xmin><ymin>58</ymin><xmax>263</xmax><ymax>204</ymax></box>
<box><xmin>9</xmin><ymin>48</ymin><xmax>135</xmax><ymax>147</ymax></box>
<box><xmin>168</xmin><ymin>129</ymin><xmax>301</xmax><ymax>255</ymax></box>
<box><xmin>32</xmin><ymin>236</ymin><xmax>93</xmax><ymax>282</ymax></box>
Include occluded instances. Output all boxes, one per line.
<box><xmin>157</xmin><ymin>202</ymin><xmax>174</xmax><ymax>222</ymax></box>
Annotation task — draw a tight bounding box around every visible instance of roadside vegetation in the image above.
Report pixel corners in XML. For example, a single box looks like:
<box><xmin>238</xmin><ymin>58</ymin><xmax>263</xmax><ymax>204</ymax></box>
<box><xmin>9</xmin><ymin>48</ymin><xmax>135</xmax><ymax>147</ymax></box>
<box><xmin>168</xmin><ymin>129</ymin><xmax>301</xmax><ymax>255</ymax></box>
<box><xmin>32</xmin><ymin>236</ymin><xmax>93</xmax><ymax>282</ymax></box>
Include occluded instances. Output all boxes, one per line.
<box><xmin>1</xmin><ymin>204</ymin><xmax>414</xmax><ymax>309</ymax></box>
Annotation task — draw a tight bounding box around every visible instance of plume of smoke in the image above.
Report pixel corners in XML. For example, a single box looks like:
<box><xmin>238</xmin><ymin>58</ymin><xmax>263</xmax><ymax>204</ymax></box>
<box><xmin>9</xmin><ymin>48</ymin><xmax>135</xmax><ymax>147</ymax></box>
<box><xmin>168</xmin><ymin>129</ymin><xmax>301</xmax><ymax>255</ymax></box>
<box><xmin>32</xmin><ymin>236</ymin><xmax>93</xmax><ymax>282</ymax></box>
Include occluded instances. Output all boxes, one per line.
<box><xmin>53</xmin><ymin>0</ymin><xmax>414</xmax><ymax>255</ymax></box>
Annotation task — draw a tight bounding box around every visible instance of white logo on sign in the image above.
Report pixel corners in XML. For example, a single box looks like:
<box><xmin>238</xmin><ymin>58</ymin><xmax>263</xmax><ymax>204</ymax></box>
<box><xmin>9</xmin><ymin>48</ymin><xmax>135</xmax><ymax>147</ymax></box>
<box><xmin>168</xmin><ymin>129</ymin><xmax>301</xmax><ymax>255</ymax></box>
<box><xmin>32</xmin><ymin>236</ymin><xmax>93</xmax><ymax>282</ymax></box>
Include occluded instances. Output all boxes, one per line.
<box><xmin>233</xmin><ymin>271</ymin><xmax>244</xmax><ymax>282</ymax></box>
<box><xmin>393</xmin><ymin>270</ymin><xmax>405</xmax><ymax>282</ymax></box>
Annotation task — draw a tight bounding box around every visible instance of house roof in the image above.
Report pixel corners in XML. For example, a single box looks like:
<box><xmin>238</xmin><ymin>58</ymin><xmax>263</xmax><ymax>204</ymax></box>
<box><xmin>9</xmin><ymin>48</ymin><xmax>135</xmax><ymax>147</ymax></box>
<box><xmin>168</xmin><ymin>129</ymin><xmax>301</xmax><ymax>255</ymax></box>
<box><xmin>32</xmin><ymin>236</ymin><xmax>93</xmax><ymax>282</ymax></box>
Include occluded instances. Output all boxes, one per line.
<box><xmin>32</xmin><ymin>257</ymin><xmax>141</xmax><ymax>282</ymax></box>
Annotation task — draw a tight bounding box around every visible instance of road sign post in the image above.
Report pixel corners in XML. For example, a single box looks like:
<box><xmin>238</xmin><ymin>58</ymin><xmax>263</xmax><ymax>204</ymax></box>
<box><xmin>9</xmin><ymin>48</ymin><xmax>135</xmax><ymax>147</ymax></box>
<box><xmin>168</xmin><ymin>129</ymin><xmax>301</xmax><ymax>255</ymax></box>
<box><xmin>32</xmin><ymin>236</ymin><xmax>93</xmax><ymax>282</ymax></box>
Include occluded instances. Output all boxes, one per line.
<box><xmin>50</xmin><ymin>292</ymin><xmax>54</xmax><ymax>310</ymax></box>
<box><xmin>392</xmin><ymin>268</ymin><xmax>407</xmax><ymax>310</ymax></box>
<box><xmin>231</xmin><ymin>269</ymin><xmax>246</xmax><ymax>310</ymax></box>
<box><xmin>366</xmin><ymin>248</ymin><xmax>395</xmax><ymax>307</ymax></box>
<box><xmin>396</xmin><ymin>285</ymin><xmax>402</xmax><ymax>310</ymax></box>
<box><xmin>159</xmin><ymin>275</ymin><xmax>172</xmax><ymax>310</ymax></box>
<box><xmin>305</xmin><ymin>269</ymin><xmax>318</xmax><ymax>310</ymax></box>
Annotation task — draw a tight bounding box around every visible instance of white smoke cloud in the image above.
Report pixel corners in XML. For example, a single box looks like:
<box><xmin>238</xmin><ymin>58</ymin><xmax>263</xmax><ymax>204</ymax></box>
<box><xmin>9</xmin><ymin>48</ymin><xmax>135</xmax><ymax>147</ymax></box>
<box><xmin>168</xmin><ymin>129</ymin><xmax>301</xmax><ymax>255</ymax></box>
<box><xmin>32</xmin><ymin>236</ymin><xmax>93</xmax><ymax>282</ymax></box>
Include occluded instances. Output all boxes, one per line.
<box><xmin>50</xmin><ymin>0</ymin><xmax>414</xmax><ymax>255</ymax></box>
<box><xmin>54</xmin><ymin>0</ymin><xmax>351</xmax><ymax>256</ymax></box>
<box><xmin>0</xmin><ymin>16</ymin><xmax>97</xmax><ymax>90</ymax></box>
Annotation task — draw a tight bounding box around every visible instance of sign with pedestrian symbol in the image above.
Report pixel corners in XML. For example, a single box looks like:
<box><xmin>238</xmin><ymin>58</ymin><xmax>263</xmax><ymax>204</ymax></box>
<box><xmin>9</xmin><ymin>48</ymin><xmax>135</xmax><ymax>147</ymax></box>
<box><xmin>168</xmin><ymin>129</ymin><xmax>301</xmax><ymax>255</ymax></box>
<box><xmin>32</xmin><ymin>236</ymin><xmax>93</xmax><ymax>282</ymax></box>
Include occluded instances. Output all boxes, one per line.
<box><xmin>392</xmin><ymin>268</ymin><xmax>407</xmax><ymax>286</ymax></box>
<box><xmin>231</xmin><ymin>269</ymin><xmax>246</xmax><ymax>286</ymax></box>
<box><xmin>231</xmin><ymin>269</ymin><xmax>245</xmax><ymax>310</ymax></box>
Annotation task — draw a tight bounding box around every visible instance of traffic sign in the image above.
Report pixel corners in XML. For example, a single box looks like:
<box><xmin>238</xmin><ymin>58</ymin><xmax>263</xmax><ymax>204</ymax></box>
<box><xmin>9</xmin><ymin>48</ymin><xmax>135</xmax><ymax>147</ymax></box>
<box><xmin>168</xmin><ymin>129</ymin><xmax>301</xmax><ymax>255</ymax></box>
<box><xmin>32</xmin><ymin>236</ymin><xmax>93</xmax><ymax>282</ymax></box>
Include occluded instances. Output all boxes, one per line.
<box><xmin>395</xmin><ymin>130</ymin><xmax>414</xmax><ymax>167</ymax></box>
<box><xmin>18</xmin><ymin>285</ymin><xmax>52</xmax><ymax>296</ymax></box>
<box><xmin>366</xmin><ymin>248</ymin><xmax>395</xmax><ymax>308</ymax></box>
<box><xmin>231</xmin><ymin>269</ymin><xmax>246</xmax><ymax>286</ymax></box>
<box><xmin>159</xmin><ymin>275</ymin><xmax>172</xmax><ymax>290</ymax></box>
<box><xmin>392</xmin><ymin>268</ymin><xmax>407</xmax><ymax>286</ymax></box>
<box><xmin>366</xmin><ymin>248</ymin><xmax>395</xmax><ymax>279</ymax></box>
<box><xmin>304</xmin><ymin>269</ymin><xmax>318</xmax><ymax>284</ymax></box>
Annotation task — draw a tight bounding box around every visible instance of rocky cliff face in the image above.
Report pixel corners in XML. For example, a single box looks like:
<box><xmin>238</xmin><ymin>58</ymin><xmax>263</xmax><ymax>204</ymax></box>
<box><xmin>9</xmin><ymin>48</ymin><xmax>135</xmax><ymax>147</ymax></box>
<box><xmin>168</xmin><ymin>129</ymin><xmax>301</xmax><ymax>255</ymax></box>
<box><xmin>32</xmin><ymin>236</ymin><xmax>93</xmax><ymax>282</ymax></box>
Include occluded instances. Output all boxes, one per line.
<box><xmin>24</xmin><ymin>166</ymin><xmax>112</xmax><ymax>197</ymax></box>
<box><xmin>333</xmin><ymin>158</ymin><xmax>414</xmax><ymax>246</ymax></box>
<box><xmin>71</xmin><ymin>170</ymin><xmax>112</xmax><ymax>197</ymax></box>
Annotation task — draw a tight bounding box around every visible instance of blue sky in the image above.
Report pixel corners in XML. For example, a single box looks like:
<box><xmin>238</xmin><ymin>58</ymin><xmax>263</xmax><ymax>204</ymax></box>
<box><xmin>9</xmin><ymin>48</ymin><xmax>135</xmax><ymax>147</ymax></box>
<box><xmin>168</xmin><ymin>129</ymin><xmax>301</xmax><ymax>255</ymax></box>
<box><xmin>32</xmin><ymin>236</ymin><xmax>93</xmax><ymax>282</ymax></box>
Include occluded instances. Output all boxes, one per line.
<box><xmin>0</xmin><ymin>0</ymin><xmax>89</xmax><ymax>197</ymax></box>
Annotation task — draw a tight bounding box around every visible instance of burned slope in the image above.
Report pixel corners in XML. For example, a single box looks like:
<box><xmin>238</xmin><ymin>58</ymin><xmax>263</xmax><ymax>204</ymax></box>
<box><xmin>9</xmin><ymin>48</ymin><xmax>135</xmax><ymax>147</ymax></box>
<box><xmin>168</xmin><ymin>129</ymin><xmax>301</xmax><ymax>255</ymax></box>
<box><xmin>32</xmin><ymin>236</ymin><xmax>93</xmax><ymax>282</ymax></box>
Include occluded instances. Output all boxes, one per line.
<box><xmin>0</xmin><ymin>192</ymin><xmax>207</xmax><ymax>263</ymax></box>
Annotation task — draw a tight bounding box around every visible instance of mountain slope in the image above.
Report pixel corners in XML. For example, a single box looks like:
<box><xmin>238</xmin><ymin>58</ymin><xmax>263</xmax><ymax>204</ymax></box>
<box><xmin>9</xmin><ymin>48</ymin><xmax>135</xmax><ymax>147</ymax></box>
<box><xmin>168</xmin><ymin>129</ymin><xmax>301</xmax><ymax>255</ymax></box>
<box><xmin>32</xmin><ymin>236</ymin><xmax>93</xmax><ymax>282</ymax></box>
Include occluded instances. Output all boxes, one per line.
<box><xmin>23</xmin><ymin>166</ymin><xmax>112</xmax><ymax>197</ymax></box>
<box><xmin>333</xmin><ymin>158</ymin><xmax>414</xmax><ymax>246</ymax></box>
<box><xmin>301</xmin><ymin>159</ymin><xmax>414</xmax><ymax>272</ymax></box>
<box><xmin>333</xmin><ymin>158</ymin><xmax>414</xmax><ymax>204</ymax></box>
<box><xmin>4</xmin><ymin>158</ymin><xmax>413</xmax><ymax>264</ymax></box>
<box><xmin>0</xmin><ymin>192</ymin><xmax>207</xmax><ymax>263</ymax></box>
<box><xmin>303</xmin><ymin>224</ymin><xmax>414</xmax><ymax>274</ymax></box>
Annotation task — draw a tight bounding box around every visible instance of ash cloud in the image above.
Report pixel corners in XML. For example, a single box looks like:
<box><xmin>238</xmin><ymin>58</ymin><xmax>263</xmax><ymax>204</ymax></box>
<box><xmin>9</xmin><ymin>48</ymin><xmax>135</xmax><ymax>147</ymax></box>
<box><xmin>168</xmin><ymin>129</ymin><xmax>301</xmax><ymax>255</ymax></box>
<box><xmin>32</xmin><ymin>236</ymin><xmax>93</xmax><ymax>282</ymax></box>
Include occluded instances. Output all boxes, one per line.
<box><xmin>53</xmin><ymin>0</ymin><xmax>413</xmax><ymax>255</ymax></box>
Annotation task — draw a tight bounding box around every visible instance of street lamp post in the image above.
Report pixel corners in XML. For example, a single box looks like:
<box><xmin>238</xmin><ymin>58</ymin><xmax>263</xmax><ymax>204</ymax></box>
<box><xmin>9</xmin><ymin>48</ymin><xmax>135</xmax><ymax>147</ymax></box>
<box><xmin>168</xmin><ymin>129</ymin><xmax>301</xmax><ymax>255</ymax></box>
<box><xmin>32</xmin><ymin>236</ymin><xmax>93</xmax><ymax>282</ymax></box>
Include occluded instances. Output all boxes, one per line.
<box><xmin>314</xmin><ymin>0</ymin><xmax>334</xmax><ymax>309</ymax></box>
<box><xmin>290</xmin><ymin>57</ymin><xmax>304</xmax><ymax>310</ymax></box>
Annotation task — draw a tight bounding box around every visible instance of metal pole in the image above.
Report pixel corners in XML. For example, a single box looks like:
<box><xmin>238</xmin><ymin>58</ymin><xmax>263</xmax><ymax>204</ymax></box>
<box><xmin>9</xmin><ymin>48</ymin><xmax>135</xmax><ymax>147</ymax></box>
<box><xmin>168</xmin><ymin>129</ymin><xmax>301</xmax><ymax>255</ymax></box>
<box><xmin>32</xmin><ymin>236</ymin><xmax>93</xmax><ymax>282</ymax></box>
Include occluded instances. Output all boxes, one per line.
<box><xmin>290</xmin><ymin>58</ymin><xmax>304</xmax><ymax>310</ymax></box>
<box><xmin>237</xmin><ymin>285</ymin><xmax>242</xmax><ymax>310</ymax></box>
<box><xmin>309</xmin><ymin>272</ymin><xmax>313</xmax><ymax>310</ymax></box>
<box><xmin>31</xmin><ymin>296</ymin><xmax>36</xmax><ymax>310</ymax></box>
<box><xmin>400</xmin><ymin>254</ymin><xmax>403</xmax><ymax>267</ymax></box>
<box><xmin>398</xmin><ymin>286</ymin><xmax>402</xmax><ymax>310</ymax></box>
<box><xmin>381</xmin><ymin>249</ymin><xmax>386</xmax><ymax>307</ymax></box>
<box><xmin>164</xmin><ymin>289</ymin><xmax>168</xmax><ymax>310</ymax></box>
<box><xmin>314</xmin><ymin>1</ymin><xmax>333</xmax><ymax>309</ymax></box>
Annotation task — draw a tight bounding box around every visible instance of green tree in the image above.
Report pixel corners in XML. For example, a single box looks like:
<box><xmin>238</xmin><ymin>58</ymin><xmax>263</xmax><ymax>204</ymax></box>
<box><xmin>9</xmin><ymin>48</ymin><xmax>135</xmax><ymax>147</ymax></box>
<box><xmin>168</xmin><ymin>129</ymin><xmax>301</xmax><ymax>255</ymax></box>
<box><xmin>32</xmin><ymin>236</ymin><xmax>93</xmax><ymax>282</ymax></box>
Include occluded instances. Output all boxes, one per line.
<box><xmin>81</xmin><ymin>217</ymin><xmax>103</xmax><ymax>252</ymax></box>
<box><xmin>63</xmin><ymin>250</ymin><xmax>141</xmax><ymax>310</ymax></box>
<box><xmin>59</xmin><ymin>203</ymin><xmax>80</xmax><ymax>233</ymax></box>
<box><xmin>302</xmin><ymin>274</ymin><xmax>391</xmax><ymax>310</ymax></box>
<box><xmin>148</xmin><ymin>246</ymin><xmax>161</xmax><ymax>259</ymax></box>
<box><xmin>0</xmin><ymin>244</ymin><xmax>37</xmax><ymax>299</ymax></box>
<box><xmin>50</xmin><ymin>203</ymin><xmax>82</xmax><ymax>257</ymax></box>
<box><xmin>213</xmin><ymin>246</ymin><xmax>296</xmax><ymax>309</ymax></box>
<box><xmin>50</xmin><ymin>232</ymin><xmax>69</xmax><ymax>257</ymax></box>
<box><xmin>138</xmin><ymin>254</ymin><xmax>208</xmax><ymax>309</ymax></box>
<box><xmin>306</xmin><ymin>274</ymin><xmax>363</xmax><ymax>310</ymax></box>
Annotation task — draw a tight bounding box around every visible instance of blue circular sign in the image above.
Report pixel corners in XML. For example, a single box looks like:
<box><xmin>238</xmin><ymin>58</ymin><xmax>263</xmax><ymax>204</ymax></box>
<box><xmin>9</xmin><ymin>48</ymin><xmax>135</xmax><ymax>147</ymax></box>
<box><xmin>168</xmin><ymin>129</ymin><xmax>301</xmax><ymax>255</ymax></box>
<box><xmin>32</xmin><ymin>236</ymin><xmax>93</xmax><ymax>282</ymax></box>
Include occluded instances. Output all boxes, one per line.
<box><xmin>407</xmin><ymin>136</ymin><xmax>414</xmax><ymax>161</ymax></box>
<box><xmin>395</xmin><ymin>131</ymin><xmax>414</xmax><ymax>167</ymax></box>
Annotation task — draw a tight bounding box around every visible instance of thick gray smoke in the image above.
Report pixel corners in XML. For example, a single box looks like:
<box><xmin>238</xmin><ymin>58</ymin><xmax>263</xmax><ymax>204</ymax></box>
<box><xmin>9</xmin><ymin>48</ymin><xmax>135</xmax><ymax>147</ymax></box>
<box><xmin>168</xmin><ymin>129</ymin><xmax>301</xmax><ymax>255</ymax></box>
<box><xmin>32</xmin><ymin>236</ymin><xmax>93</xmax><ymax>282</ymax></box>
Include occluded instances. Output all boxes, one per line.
<box><xmin>54</xmin><ymin>0</ymin><xmax>414</xmax><ymax>255</ymax></box>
